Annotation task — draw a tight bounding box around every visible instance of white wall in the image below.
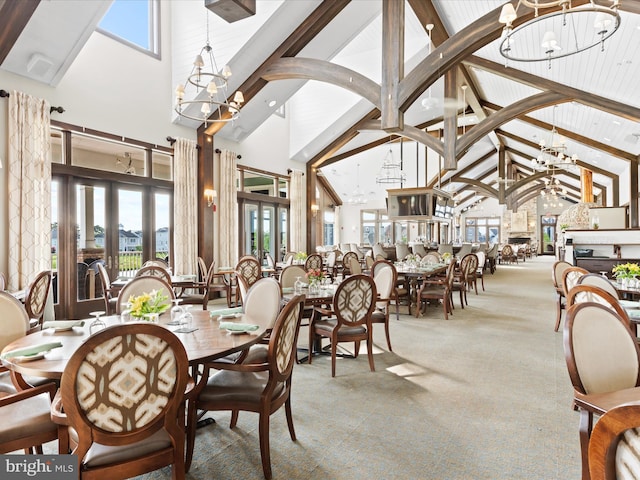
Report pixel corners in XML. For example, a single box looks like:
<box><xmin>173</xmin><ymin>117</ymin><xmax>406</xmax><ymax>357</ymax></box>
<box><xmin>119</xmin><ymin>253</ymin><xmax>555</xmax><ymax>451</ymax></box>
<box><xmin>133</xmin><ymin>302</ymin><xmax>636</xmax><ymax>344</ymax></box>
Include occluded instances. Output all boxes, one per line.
<box><xmin>0</xmin><ymin>3</ymin><xmax>196</xmax><ymax>274</ymax></box>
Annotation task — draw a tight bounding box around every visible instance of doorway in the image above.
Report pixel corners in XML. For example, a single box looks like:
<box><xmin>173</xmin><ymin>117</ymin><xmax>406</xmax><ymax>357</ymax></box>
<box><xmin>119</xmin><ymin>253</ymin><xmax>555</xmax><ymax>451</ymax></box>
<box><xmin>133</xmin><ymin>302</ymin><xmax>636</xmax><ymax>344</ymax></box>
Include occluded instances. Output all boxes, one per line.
<box><xmin>541</xmin><ymin>215</ymin><xmax>558</xmax><ymax>255</ymax></box>
<box><xmin>239</xmin><ymin>199</ymin><xmax>288</xmax><ymax>263</ymax></box>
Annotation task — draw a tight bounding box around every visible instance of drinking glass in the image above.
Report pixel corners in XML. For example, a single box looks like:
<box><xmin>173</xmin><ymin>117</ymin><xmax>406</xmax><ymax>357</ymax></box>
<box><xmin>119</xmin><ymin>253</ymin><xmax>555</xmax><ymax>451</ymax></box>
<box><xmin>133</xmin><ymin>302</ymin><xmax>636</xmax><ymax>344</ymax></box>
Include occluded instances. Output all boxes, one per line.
<box><xmin>294</xmin><ymin>276</ymin><xmax>304</xmax><ymax>294</ymax></box>
<box><xmin>180</xmin><ymin>305</ymin><xmax>193</xmax><ymax>327</ymax></box>
<box><xmin>89</xmin><ymin>310</ymin><xmax>106</xmax><ymax>335</ymax></box>
<box><xmin>144</xmin><ymin>312</ymin><xmax>160</xmax><ymax>324</ymax></box>
<box><xmin>170</xmin><ymin>298</ymin><xmax>184</xmax><ymax>324</ymax></box>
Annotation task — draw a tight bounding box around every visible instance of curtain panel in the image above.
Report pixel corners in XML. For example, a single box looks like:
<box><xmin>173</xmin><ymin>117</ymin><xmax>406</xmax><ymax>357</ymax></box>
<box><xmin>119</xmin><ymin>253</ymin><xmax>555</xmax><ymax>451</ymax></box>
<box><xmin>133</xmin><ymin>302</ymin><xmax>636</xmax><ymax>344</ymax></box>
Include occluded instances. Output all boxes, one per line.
<box><xmin>289</xmin><ymin>170</ymin><xmax>304</xmax><ymax>253</ymax></box>
<box><xmin>218</xmin><ymin>149</ymin><xmax>238</xmax><ymax>269</ymax></box>
<box><xmin>7</xmin><ymin>91</ymin><xmax>51</xmax><ymax>291</ymax></box>
<box><xmin>173</xmin><ymin>138</ymin><xmax>198</xmax><ymax>277</ymax></box>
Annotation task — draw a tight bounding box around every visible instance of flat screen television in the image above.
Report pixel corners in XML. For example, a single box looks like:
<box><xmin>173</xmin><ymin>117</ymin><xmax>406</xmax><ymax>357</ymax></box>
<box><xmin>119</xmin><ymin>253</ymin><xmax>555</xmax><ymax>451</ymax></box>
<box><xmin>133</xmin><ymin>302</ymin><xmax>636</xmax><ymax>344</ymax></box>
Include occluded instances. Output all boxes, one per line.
<box><xmin>386</xmin><ymin>188</ymin><xmax>452</xmax><ymax>220</ymax></box>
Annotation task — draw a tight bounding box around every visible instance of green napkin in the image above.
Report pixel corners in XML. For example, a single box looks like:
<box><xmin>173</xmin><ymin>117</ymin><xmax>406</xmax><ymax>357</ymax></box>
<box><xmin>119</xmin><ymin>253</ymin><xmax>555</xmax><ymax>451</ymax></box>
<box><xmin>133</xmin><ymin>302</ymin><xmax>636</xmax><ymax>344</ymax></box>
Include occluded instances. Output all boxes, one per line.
<box><xmin>282</xmin><ymin>287</ymin><xmax>294</xmax><ymax>294</ymax></box>
<box><xmin>2</xmin><ymin>342</ymin><xmax>63</xmax><ymax>359</ymax></box>
<box><xmin>42</xmin><ymin>320</ymin><xmax>85</xmax><ymax>329</ymax></box>
<box><xmin>219</xmin><ymin>322</ymin><xmax>259</xmax><ymax>332</ymax></box>
<box><xmin>210</xmin><ymin>307</ymin><xmax>243</xmax><ymax>317</ymax></box>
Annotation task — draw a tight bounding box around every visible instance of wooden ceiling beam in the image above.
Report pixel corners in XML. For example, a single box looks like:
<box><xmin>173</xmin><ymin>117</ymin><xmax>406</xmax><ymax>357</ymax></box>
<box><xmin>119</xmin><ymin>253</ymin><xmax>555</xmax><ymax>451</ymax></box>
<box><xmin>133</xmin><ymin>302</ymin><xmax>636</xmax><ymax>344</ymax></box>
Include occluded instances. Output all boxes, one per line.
<box><xmin>488</xmin><ymin>102</ymin><xmax>636</xmax><ymax>162</ymax></box>
<box><xmin>381</xmin><ymin>0</ymin><xmax>404</xmax><ymax>132</ymax></box>
<box><xmin>205</xmin><ymin>0</ymin><xmax>351</xmax><ymax>135</ymax></box>
<box><xmin>465</xmin><ymin>55</ymin><xmax>640</xmax><ymax>123</ymax></box>
<box><xmin>0</xmin><ymin>0</ymin><xmax>40</xmax><ymax>65</ymax></box>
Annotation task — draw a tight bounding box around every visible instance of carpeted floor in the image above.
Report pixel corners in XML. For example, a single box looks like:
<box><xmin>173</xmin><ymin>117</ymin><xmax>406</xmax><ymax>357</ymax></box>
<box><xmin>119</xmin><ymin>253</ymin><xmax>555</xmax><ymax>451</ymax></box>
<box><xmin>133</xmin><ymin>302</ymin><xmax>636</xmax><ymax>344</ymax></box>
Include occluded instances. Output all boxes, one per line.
<box><xmin>54</xmin><ymin>255</ymin><xmax>584</xmax><ymax>479</ymax></box>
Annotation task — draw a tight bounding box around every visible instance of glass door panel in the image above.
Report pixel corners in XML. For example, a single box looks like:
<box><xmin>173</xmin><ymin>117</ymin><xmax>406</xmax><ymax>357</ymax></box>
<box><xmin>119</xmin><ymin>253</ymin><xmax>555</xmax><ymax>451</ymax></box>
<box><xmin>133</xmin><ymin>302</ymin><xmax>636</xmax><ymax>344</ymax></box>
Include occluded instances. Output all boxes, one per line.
<box><xmin>244</xmin><ymin>203</ymin><xmax>259</xmax><ymax>257</ymax></box>
<box><xmin>262</xmin><ymin>205</ymin><xmax>275</xmax><ymax>264</ymax></box>
<box><xmin>279</xmin><ymin>207</ymin><xmax>288</xmax><ymax>261</ymax></box>
<box><xmin>51</xmin><ymin>180</ymin><xmax>59</xmax><ymax>306</ymax></box>
<box><xmin>75</xmin><ymin>183</ymin><xmax>107</xmax><ymax>316</ymax></box>
<box><xmin>117</xmin><ymin>189</ymin><xmax>144</xmax><ymax>277</ymax></box>
<box><xmin>154</xmin><ymin>192</ymin><xmax>171</xmax><ymax>263</ymax></box>
<box><xmin>541</xmin><ymin>215</ymin><xmax>557</xmax><ymax>255</ymax></box>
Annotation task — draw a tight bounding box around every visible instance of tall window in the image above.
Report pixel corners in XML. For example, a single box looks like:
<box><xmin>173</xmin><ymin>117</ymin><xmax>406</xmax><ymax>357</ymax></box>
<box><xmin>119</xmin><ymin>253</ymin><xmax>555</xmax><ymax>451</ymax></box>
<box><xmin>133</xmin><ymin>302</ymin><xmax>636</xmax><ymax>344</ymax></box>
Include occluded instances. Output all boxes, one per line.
<box><xmin>98</xmin><ymin>0</ymin><xmax>160</xmax><ymax>58</ymax></box>
<box><xmin>465</xmin><ymin>217</ymin><xmax>500</xmax><ymax>244</ymax></box>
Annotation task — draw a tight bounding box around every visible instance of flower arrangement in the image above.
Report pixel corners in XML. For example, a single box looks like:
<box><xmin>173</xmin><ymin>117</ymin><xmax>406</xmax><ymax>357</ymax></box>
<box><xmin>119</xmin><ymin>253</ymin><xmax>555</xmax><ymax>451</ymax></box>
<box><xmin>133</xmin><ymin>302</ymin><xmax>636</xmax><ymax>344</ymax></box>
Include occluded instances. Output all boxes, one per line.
<box><xmin>294</xmin><ymin>251</ymin><xmax>308</xmax><ymax>262</ymax></box>
<box><xmin>128</xmin><ymin>290</ymin><xmax>170</xmax><ymax>318</ymax></box>
<box><xmin>612</xmin><ymin>263</ymin><xmax>640</xmax><ymax>280</ymax></box>
<box><xmin>405</xmin><ymin>254</ymin><xmax>418</xmax><ymax>263</ymax></box>
<box><xmin>306</xmin><ymin>268</ymin><xmax>326</xmax><ymax>285</ymax></box>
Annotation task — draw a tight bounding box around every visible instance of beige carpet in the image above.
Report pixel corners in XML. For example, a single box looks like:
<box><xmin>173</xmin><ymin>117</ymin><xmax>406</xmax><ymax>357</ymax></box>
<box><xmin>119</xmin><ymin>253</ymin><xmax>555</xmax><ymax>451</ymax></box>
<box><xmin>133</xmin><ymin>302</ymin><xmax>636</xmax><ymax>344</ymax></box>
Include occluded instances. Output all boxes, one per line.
<box><xmin>53</xmin><ymin>255</ymin><xmax>584</xmax><ymax>479</ymax></box>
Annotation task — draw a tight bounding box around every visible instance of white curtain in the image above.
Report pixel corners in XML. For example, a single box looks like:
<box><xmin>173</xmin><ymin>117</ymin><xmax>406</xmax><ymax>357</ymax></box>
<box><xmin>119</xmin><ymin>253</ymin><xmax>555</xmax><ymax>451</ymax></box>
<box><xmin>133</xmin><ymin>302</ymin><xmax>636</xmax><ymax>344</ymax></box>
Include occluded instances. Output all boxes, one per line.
<box><xmin>289</xmin><ymin>170</ymin><xmax>305</xmax><ymax>253</ymax></box>
<box><xmin>218</xmin><ymin>149</ymin><xmax>238</xmax><ymax>268</ymax></box>
<box><xmin>172</xmin><ymin>138</ymin><xmax>198</xmax><ymax>276</ymax></box>
<box><xmin>7</xmin><ymin>91</ymin><xmax>51</xmax><ymax>291</ymax></box>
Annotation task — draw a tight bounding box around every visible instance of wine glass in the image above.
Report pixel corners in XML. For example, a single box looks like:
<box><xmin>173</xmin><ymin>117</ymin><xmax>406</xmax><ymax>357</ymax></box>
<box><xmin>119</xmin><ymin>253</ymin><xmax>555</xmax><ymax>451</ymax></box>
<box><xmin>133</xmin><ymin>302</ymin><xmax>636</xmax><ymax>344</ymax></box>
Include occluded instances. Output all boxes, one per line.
<box><xmin>89</xmin><ymin>310</ymin><xmax>106</xmax><ymax>335</ymax></box>
<box><xmin>294</xmin><ymin>276</ymin><xmax>304</xmax><ymax>294</ymax></box>
<box><xmin>170</xmin><ymin>298</ymin><xmax>184</xmax><ymax>324</ymax></box>
<box><xmin>179</xmin><ymin>305</ymin><xmax>193</xmax><ymax>328</ymax></box>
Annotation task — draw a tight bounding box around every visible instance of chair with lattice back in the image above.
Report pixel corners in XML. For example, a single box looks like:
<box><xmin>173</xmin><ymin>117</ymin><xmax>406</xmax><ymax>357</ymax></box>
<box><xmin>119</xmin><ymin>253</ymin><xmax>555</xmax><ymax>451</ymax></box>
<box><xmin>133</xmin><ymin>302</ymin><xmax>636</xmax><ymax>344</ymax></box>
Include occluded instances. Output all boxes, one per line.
<box><xmin>52</xmin><ymin>322</ymin><xmax>191</xmax><ymax>480</ymax></box>
<box><xmin>25</xmin><ymin>270</ymin><xmax>52</xmax><ymax>333</ymax></box>
<box><xmin>235</xmin><ymin>255</ymin><xmax>262</xmax><ymax>305</ymax></box>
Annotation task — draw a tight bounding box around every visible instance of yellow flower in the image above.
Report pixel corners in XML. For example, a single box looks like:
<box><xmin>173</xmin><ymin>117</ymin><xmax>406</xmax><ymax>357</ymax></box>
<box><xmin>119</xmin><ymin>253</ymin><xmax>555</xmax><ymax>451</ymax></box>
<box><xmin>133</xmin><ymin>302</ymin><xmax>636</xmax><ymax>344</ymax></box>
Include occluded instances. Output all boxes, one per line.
<box><xmin>128</xmin><ymin>289</ymin><xmax>170</xmax><ymax>318</ymax></box>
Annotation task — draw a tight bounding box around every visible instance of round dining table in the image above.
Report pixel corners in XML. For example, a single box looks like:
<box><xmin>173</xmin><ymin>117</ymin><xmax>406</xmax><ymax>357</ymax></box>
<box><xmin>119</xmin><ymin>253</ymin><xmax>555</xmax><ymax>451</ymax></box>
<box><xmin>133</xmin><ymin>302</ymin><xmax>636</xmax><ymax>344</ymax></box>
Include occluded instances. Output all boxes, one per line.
<box><xmin>1</xmin><ymin>310</ymin><xmax>270</xmax><ymax>381</ymax></box>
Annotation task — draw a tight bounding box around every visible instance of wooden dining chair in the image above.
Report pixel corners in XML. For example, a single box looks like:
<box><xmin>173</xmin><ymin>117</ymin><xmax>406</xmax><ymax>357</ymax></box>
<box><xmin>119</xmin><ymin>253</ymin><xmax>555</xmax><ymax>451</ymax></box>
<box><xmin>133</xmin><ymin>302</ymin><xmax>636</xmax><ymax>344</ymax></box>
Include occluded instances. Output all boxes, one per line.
<box><xmin>304</xmin><ymin>253</ymin><xmax>323</xmax><ymax>271</ymax></box>
<box><xmin>116</xmin><ymin>276</ymin><xmax>175</xmax><ymax>314</ymax></box>
<box><xmin>577</xmin><ymin>273</ymin><xmax>620</xmax><ymax>299</ymax></box>
<box><xmin>588</xmin><ymin>403</ymin><xmax>640</xmax><ymax>480</ymax></box>
<box><xmin>308</xmin><ymin>274</ymin><xmax>376</xmax><ymax>377</ymax></box>
<box><xmin>370</xmin><ymin>260</ymin><xmax>397</xmax><ymax>351</ymax></box>
<box><xmin>96</xmin><ymin>262</ymin><xmax>118</xmax><ymax>315</ymax></box>
<box><xmin>25</xmin><ymin>270</ymin><xmax>52</xmax><ymax>333</ymax></box>
<box><xmin>552</xmin><ymin>260</ymin><xmax>573</xmax><ymax>332</ymax></box>
<box><xmin>560</xmin><ymin>265</ymin><xmax>590</xmax><ymax>330</ymax></box>
<box><xmin>342</xmin><ymin>251</ymin><xmax>359</xmax><ymax>276</ymax></box>
<box><xmin>564</xmin><ymin>302</ymin><xmax>640</xmax><ymax>480</ymax></box>
<box><xmin>135</xmin><ymin>264</ymin><xmax>172</xmax><ymax>284</ymax></box>
<box><xmin>415</xmin><ymin>262</ymin><xmax>456</xmax><ymax>319</ymax></box>
<box><xmin>234</xmin><ymin>255</ymin><xmax>262</xmax><ymax>305</ymax></box>
<box><xmin>52</xmin><ymin>323</ymin><xmax>191</xmax><ymax>480</ymax></box>
<box><xmin>185</xmin><ymin>294</ymin><xmax>305</xmax><ymax>479</ymax></box>
<box><xmin>0</xmin><ymin>382</ymin><xmax>59</xmax><ymax>455</ymax></box>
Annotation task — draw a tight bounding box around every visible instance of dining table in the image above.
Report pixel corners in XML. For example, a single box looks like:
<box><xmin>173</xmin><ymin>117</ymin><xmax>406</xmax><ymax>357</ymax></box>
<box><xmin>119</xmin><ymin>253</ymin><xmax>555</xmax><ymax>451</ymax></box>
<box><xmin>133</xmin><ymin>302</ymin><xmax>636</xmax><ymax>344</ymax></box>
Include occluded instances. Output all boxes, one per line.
<box><xmin>0</xmin><ymin>309</ymin><xmax>271</xmax><ymax>382</ymax></box>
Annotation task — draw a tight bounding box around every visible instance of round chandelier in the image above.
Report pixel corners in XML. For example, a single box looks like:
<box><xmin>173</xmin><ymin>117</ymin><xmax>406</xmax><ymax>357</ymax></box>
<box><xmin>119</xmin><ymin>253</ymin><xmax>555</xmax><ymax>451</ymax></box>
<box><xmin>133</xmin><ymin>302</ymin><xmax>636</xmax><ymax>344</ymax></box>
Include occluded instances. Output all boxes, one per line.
<box><xmin>346</xmin><ymin>164</ymin><xmax>368</xmax><ymax>205</ymax></box>
<box><xmin>531</xmin><ymin>106</ymin><xmax>578</xmax><ymax>173</ymax></box>
<box><xmin>174</xmin><ymin>12</ymin><xmax>244</xmax><ymax>126</ymax></box>
<box><xmin>498</xmin><ymin>0</ymin><xmax>621</xmax><ymax>68</ymax></box>
<box><xmin>540</xmin><ymin>176</ymin><xmax>566</xmax><ymax>208</ymax></box>
<box><xmin>376</xmin><ymin>147</ymin><xmax>406</xmax><ymax>185</ymax></box>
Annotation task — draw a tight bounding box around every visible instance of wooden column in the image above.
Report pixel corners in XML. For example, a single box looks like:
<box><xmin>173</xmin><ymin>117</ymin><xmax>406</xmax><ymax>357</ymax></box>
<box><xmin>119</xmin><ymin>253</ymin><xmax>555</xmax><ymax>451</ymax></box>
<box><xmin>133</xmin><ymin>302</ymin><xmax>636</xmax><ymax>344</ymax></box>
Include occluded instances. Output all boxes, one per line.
<box><xmin>631</xmin><ymin>158</ymin><xmax>639</xmax><ymax>228</ymax></box>
<box><xmin>443</xmin><ymin>68</ymin><xmax>457</xmax><ymax>171</ymax></box>
<box><xmin>381</xmin><ymin>0</ymin><xmax>404</xmax><ymax>132</ymax></box>
<box><xmin>580</xmin><ymin>167</ymin><xmax>594</xmax><ymax>204</ymax></box>
<box><xmin>198</xmin><ymin>127</ymin><xmax>215</xmax><ymax>268</ymax></box>
<box><xmin>498</xmin><ymin>145</ymin><xmax>505</xmax><ymax>204</ymax></box>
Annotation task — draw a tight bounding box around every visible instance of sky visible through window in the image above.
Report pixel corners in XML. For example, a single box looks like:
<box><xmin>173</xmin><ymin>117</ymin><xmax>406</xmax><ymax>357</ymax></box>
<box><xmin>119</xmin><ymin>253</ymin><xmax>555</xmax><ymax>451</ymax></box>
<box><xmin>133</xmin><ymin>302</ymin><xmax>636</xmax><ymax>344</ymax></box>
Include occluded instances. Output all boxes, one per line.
<box><xmin>99</xmin><ymin>0</ymin><xmax>150</xmax><ymax>50</ymax></box>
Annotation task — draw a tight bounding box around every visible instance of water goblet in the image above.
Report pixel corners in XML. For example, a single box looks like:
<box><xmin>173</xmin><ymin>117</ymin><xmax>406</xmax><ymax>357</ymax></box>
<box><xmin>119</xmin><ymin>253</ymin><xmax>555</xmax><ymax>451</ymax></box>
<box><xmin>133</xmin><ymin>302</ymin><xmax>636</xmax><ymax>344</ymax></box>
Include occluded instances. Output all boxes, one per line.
<box><xmin>170</xmin><ymin>298</ymin><xmax>184</xmax><ymax>324</ymax></box>
<box><xmin>89</xmin><ymin>310</ymin><xmax>106</xmax><ymax>335</ymax></box>
<box><xmin>180</xmin><ymin>305</ymin><xmax>193</xmax><ymax>328</ymax></box>
<box><xmin>294</xmin><ymin>276</ymin><xmax>304</xmax><ymax>294</ymax></box>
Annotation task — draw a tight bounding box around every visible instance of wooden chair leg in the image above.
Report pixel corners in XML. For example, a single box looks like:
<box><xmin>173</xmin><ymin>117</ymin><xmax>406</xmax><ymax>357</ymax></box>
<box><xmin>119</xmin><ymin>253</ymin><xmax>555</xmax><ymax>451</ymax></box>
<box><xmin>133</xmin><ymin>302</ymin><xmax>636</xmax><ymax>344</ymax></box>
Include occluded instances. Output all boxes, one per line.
<box><xmin>258</xmin><ymin>413</ymin><xmax>273</xmax><ymax>480</ymax></box>
<box><xmin>554</xmin><ymin>294</ymin><xmax>564</xmax><ymax>332</ymax></box>
<box><xmin>384</xmin><ymin>320</ymin><xmax>392</xmax><ymax>351</ymax></box>
<box><xmin>331</xmin><ymin>342</ymin><xmax>337</xmax><ymax>377</ymax></box>
<box><xmin>366</xmin><ymin>336</ymin><xmax>375</xmax><ymax>372</ymax></box>
<box><xmin>579</xmin><ymin>408</ymin><xmax>594</xmax><ymax>480</ymax></box>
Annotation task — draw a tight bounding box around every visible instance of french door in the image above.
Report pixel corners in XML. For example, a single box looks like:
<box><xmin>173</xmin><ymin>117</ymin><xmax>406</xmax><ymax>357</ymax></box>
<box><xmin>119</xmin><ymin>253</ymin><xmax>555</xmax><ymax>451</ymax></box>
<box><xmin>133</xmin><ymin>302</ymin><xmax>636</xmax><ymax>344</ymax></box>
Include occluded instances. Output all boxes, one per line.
<box><xmin>239</xmin><ymin>199</ymin><xmax>288</xmax><ymax>263</ymax></box>
<box><xmin>53</xmin><ymin>175</ymin><xmax>171</xmax><ymax>319</ymax></box>
<box><xmin>541</xmin><ymin>215</ymin><xmax>558</xmax><ymax>255</ymax></box>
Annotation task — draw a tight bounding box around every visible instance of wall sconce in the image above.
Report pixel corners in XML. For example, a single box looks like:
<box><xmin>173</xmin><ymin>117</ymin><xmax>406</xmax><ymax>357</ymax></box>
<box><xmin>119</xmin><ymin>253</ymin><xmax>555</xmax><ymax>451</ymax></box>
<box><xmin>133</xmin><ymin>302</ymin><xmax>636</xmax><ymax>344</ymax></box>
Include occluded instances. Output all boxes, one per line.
<box><xmin>204</xmin><ymin>188</ymin><xmax>217</xmax><ymax>211</ymax></box>
<box><xmin>311</xmin><ymin>204</ymin><xmax>320</xmax><ymax>217</ymax></box>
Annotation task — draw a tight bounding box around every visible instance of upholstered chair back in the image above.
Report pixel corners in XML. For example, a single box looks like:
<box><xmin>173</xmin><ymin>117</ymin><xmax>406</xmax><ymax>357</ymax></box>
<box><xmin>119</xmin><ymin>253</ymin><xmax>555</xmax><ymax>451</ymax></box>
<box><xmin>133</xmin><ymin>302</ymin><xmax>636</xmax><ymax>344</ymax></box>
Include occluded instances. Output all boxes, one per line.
<box><xmin>279</xmin><ymin>265</ymin><xmax>306</xmax><ymax>289</ymax></box>
<box><xmin>304</xmin><ymin>254</ymin><xmax>323</xmax><ymax>271</ymax></box>
<box><xmin>243</xmin><ymin>277</ymin><xmax>282</xmax><ymax>329</ymax></box>
<box><xmin>553</xmin><ymin>260</ymin><xmax>572</xmax><ymax>290</ymax></box>
<box><xmin>0</xmin><ymin>292</ymin><xmax>28</xmax><ymax>351</ymax></box>
<box><xmin>578</xmin><ymin>273</ymin><xmax>620</xmax><ymax>299</ymax></box>
<box><xmin>117</xmin><ymin>276</ymin><xmax>175</xmax><ymax>314</ymax></box>
<box><xmin>135</xmin><ymin>265</ymin><xmax>171</xmax><ymax>284</ymax></box>
<box><xmin>333</xmin><ymin>274</ymin><xmax>376</xmax><ymax>326</ymax></box>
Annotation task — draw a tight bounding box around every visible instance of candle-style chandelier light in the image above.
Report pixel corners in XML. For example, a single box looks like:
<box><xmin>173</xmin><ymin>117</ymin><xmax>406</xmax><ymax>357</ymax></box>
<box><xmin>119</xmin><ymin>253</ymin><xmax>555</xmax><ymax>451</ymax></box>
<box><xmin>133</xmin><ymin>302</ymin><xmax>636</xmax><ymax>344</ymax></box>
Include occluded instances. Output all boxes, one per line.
<box><xmin>174</xmin><ymin>11</ymin><xmax>244</xmax><ymax>126</ymax></box>
<box><xmin>498</xmin><ymin>0</ymin><xmax>621</xmax><ymax>69</ymax></box>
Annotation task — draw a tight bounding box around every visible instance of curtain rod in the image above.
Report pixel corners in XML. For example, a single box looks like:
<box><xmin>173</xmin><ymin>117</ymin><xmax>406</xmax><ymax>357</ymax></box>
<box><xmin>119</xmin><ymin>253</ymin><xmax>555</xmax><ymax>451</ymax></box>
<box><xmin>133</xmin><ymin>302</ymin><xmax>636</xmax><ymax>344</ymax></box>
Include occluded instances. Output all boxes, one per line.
<box><xmin>214</xmin><ymin>148</ymin><xmax>241</xmax><ymax>159</ymax></box>
<box><xmin>0</xmin><ymin>89</ymin><xmax>65</xmax><ymax>114</ymax></box>
<box><xmin>166</xmin><ymin>136</ymin><xmax>201</xmax><ymax>150</ymax></box>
